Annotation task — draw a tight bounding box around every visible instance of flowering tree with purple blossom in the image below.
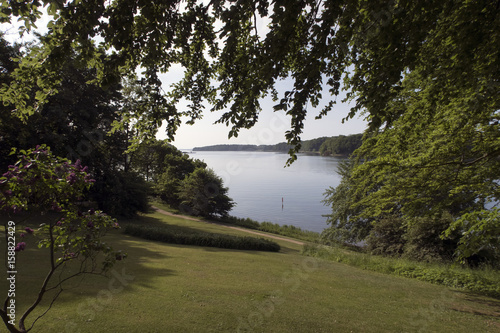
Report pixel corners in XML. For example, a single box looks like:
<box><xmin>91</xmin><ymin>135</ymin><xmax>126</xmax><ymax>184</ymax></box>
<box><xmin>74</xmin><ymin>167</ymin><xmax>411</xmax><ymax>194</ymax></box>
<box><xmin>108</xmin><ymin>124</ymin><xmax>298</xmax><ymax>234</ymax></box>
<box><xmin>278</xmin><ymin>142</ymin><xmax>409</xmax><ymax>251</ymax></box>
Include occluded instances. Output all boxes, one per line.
<box><xmin>0</xmin><ymin>145</ymin><xmax>125</xmax><ymax>333</ymax></box>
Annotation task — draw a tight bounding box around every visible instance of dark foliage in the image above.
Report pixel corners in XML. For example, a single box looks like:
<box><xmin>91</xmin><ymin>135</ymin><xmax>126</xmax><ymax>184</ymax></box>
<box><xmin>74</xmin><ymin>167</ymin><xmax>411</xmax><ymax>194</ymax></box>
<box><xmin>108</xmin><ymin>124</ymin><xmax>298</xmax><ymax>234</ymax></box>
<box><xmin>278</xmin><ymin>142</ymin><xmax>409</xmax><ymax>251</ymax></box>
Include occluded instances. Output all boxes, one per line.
<box><xmin>0</xmin><ymin>36</ymin><xmax>150</xmax><ymax>217</ymax></box>
<box><xmin>365</xmin><ymin>215</ymin><xmax>406</xmax><ymax>257</ymax></box>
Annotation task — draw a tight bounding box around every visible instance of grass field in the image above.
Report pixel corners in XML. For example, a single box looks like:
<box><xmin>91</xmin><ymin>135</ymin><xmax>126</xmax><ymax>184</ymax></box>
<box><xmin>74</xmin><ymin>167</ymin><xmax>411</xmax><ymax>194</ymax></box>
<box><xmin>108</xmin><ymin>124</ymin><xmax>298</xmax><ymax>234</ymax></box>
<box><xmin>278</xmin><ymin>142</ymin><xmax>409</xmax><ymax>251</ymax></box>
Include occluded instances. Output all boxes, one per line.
<box><xmin>1</xmin><ymin>211</ymin><xmax>500</xmax><ymax>332</ymax></box>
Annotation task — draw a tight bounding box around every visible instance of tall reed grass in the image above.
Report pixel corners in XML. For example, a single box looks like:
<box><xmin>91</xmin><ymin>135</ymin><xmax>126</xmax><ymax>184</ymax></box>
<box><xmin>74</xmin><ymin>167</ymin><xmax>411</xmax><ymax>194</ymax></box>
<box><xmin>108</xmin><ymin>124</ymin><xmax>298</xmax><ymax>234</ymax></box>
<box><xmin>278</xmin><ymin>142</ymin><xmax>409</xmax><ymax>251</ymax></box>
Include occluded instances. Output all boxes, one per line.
<box><xmin>217</xmin><ymin>216</ymin><xmax>320</xmax><ymax>243</ymax></box>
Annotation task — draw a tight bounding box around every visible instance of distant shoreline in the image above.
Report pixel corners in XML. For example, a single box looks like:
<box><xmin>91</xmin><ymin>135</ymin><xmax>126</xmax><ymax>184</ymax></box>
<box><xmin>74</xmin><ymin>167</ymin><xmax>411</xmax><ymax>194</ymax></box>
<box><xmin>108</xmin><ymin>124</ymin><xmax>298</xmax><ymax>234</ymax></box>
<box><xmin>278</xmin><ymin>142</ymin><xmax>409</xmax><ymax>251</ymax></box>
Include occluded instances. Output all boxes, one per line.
<box><xmin>191</xmin><ymin>134</ymin><xmax>363</xmax><ymax>157</ymax></box>
<box><xmin>190</xmin><ymin>149</ymin><xmax>348</xmax><ymax>158</ymax></box>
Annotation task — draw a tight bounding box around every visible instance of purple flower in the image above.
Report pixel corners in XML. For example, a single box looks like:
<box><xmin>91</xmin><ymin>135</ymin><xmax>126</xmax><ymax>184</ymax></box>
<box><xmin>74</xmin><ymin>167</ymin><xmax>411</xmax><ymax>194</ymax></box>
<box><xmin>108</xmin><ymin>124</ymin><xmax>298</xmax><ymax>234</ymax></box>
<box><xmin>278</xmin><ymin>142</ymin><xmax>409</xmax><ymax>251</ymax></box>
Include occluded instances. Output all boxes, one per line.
<box><xmin>66</xmin><ymin>172</ymin><xmax>77</xmax><ymax>185</ymax></box>
<box><xmin>20</xmin><ymin>233</ymin><xmax>25</xmax><ymax>238</ymax></box>
<box><xmin>87</xmin><ymin>221</ymin><xmax>94</xmax><ymax>229</ymax></box>
<box><xmin>4</xmin><ymin>190</ymin><xmax>12</xmax><ymax>196</ymax></box>
<box><xmin>113</xmin><ymin>222</ymin><xmax>120</xmax><ymax>229</ymax></box>
<box><xmin>88</xmin><ymin>208</ymin><xmax>95</xmax><ymax>215</ymax></box>
<box><xmin>25</xmin><ymin>227</ymin><xmax>34</xmax><ymax>234</ymax></box>
<box><xmin>15</xmin><ymin>242</ymin><xmax>26</xmax><ymax>252</ymax></box>
<box><xmin>84</xmin><ymin>174</ymin><xmax>95</xmax><ymax>183</ymax></box>
<box><xmin>56</xmin><ymin>220</ymin><xmax>63</xmax><ymax>226</ymax></box>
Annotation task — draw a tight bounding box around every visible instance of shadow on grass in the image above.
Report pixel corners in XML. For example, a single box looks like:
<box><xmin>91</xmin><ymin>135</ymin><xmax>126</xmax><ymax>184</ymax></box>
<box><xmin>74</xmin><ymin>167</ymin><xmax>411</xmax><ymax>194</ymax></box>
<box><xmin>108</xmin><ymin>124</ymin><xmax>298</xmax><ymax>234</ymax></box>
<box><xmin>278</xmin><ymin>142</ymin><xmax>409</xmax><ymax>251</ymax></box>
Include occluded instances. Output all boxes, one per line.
<box><xmin>119</xmin><ymin>214</ymin><xmax>209</xmax><ymax>234</ymax></box>
<box><xmin>463</xmin><ymin>292</ymin><xmax>500</xmax><ymax>306</ymax></box>
<box><xmin>0</xmin><ymin>213</ymin><xmax>176</xmax><ymax>320</ymax></box>
<box><xmin>448</xmin><ymin>290</ymin><xmax>500</xmax><ymax>319</ymax></box>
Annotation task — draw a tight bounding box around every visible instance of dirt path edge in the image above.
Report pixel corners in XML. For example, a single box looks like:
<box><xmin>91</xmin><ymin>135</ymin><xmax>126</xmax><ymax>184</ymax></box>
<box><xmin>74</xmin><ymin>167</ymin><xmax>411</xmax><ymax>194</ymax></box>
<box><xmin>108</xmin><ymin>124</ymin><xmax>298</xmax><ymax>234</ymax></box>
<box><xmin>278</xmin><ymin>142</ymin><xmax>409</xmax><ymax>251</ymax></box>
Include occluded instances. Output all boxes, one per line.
<box><xmin>151</xmin><ymin>206</ymin><xmax>305</xmax><ymax>246</ymax></box>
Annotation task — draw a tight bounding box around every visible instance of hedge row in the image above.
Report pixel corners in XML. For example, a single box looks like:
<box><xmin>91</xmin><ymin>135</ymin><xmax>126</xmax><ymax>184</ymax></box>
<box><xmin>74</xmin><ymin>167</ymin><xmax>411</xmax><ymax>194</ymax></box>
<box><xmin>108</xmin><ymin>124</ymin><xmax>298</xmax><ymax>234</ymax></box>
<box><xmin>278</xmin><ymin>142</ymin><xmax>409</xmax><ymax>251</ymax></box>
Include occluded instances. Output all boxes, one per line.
<box><xmin>124</xmin><ymin>224</ymin><xmax>280</xmax><ymax>252</ymax></box>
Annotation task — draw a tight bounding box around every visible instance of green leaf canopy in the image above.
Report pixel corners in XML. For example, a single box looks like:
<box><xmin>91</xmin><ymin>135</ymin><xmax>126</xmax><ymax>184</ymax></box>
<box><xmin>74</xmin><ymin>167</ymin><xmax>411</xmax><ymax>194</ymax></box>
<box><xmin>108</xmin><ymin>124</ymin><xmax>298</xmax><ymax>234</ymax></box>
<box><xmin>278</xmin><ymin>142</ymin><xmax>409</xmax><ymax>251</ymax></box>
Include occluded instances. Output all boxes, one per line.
<box><xmin>2</xmin><ymin>1</ymin><xmax>495</xmax><ymax>160</ymax></box>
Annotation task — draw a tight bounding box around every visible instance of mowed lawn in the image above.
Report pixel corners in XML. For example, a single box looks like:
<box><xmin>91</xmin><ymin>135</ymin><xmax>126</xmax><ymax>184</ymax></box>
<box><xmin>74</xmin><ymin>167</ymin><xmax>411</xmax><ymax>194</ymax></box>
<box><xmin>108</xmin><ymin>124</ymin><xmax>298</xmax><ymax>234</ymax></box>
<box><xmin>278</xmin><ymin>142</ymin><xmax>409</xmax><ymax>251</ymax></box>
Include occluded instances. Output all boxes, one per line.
<box><xmin>2</xmin><ymin>211</ymin><xmax>500</xmax><ymax>333</ymax></box>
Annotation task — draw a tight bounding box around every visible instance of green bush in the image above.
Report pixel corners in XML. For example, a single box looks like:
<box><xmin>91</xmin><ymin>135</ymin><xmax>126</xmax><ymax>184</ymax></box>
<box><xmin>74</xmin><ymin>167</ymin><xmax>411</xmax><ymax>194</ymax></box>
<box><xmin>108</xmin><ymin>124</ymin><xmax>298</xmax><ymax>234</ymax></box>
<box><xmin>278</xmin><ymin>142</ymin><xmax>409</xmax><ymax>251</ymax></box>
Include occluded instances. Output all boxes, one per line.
<box><xmin>91</xmin><ymin>171</ymin><xmax>151</xmax><ymax>217</ymax></box>
<box><xmin>365</xmin><ymin>215</ymin><xmax>406</xmax><ymax>256</ymax></box>
<box><xmin>124</xmin><ymin>224</ymin><xmax>280</xmax><ymax>252</ymax></box>
<box><xmin>177</xmin><ymin>167</ymin><xmax>234</xmax><ymax>218</ymax></box>
<box><xmin>403</xmin><ymin>212</ymin><xmax>459</xmax><ymax>262</ymax></box>
<box><xmin>446</xmin><ymin>208</ymin><xmax>500</xmax><ymax>267</ymax></box>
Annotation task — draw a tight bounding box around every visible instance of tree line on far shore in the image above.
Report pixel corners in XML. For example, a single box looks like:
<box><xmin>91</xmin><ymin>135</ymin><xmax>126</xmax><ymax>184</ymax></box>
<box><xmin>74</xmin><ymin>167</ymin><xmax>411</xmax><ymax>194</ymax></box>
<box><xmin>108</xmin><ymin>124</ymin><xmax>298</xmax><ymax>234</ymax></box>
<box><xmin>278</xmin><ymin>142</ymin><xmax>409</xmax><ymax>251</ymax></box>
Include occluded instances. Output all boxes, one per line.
<box><xmin>192</xmin><ymin>133</ymin><xmax>363</xmax><ymax>156</ymax></box>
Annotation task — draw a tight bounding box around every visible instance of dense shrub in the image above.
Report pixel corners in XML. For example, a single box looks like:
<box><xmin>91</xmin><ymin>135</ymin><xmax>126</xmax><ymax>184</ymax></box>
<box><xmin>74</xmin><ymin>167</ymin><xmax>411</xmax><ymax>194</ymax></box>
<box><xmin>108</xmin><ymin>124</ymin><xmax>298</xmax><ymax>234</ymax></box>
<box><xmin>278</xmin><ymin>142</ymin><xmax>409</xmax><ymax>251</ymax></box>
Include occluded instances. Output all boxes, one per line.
<box><xmin>91</xmin><ymin>171</ymin><xmax>150</xmax><ymax>217</ymax></box>
<box><xmin>124</xmin><ymin>224</ymin><xmax>280</xmax><ymax>252</ymax></box>
<box><xmin>364</xmin><ymin>213</ymin><xmax>466</xmax><ymax>264</ymax></box>
<box><xmin>446</xmin><ymin>208</ymin><xmax>500</xmax><ymax>268</ymax></box>
<box><xmin>365</xmin><ymin>215</ymin><xmax>406</xmax><ymax>256</ymax></box>
<box><xmin>403</xmin><ymin>213</ymin><xmax>460</xmax><ymax>262</ymax></box>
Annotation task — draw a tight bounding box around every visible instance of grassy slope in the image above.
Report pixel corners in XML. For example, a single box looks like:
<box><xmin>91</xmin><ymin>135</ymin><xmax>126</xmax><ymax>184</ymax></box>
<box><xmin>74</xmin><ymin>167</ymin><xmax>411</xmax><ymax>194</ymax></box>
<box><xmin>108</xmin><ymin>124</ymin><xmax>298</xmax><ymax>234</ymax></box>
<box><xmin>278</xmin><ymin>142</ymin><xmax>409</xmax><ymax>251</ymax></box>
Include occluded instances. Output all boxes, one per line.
<box><xmin>1</xmin><ymin>212</ymin><xmax>500</xmax><ymax>333</ymax></box>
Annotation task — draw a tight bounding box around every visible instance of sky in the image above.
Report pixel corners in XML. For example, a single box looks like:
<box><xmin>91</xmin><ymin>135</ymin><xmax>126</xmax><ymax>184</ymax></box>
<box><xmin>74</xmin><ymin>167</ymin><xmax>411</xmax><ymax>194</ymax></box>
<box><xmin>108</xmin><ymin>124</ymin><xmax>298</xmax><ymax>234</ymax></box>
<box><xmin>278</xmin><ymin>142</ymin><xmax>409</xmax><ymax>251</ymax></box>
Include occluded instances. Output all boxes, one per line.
<box><xmin>162</xmin><ymin>90</ymin><xmax>367</xmax><ymax>150</ymax></box>
<box><xmin>158</xmin><ymin>65</ymin><xmax>367</xmax><ymax>150</ymax></box>
<box><xmin>1</xmin><ymin>9</ymin><xmax>368</xmax><ymax>150</ymax></box>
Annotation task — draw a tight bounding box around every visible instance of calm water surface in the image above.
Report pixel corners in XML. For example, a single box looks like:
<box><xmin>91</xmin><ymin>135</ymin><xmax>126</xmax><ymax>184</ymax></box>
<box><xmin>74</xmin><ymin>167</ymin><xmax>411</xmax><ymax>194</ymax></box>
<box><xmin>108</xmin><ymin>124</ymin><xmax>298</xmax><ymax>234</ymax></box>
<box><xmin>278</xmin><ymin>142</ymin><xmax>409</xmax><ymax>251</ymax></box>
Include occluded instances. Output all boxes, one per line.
<box><xmin>187</xmin><ymin>151</ymin><xmax>343</xmax><ymax>233</ymax></box>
